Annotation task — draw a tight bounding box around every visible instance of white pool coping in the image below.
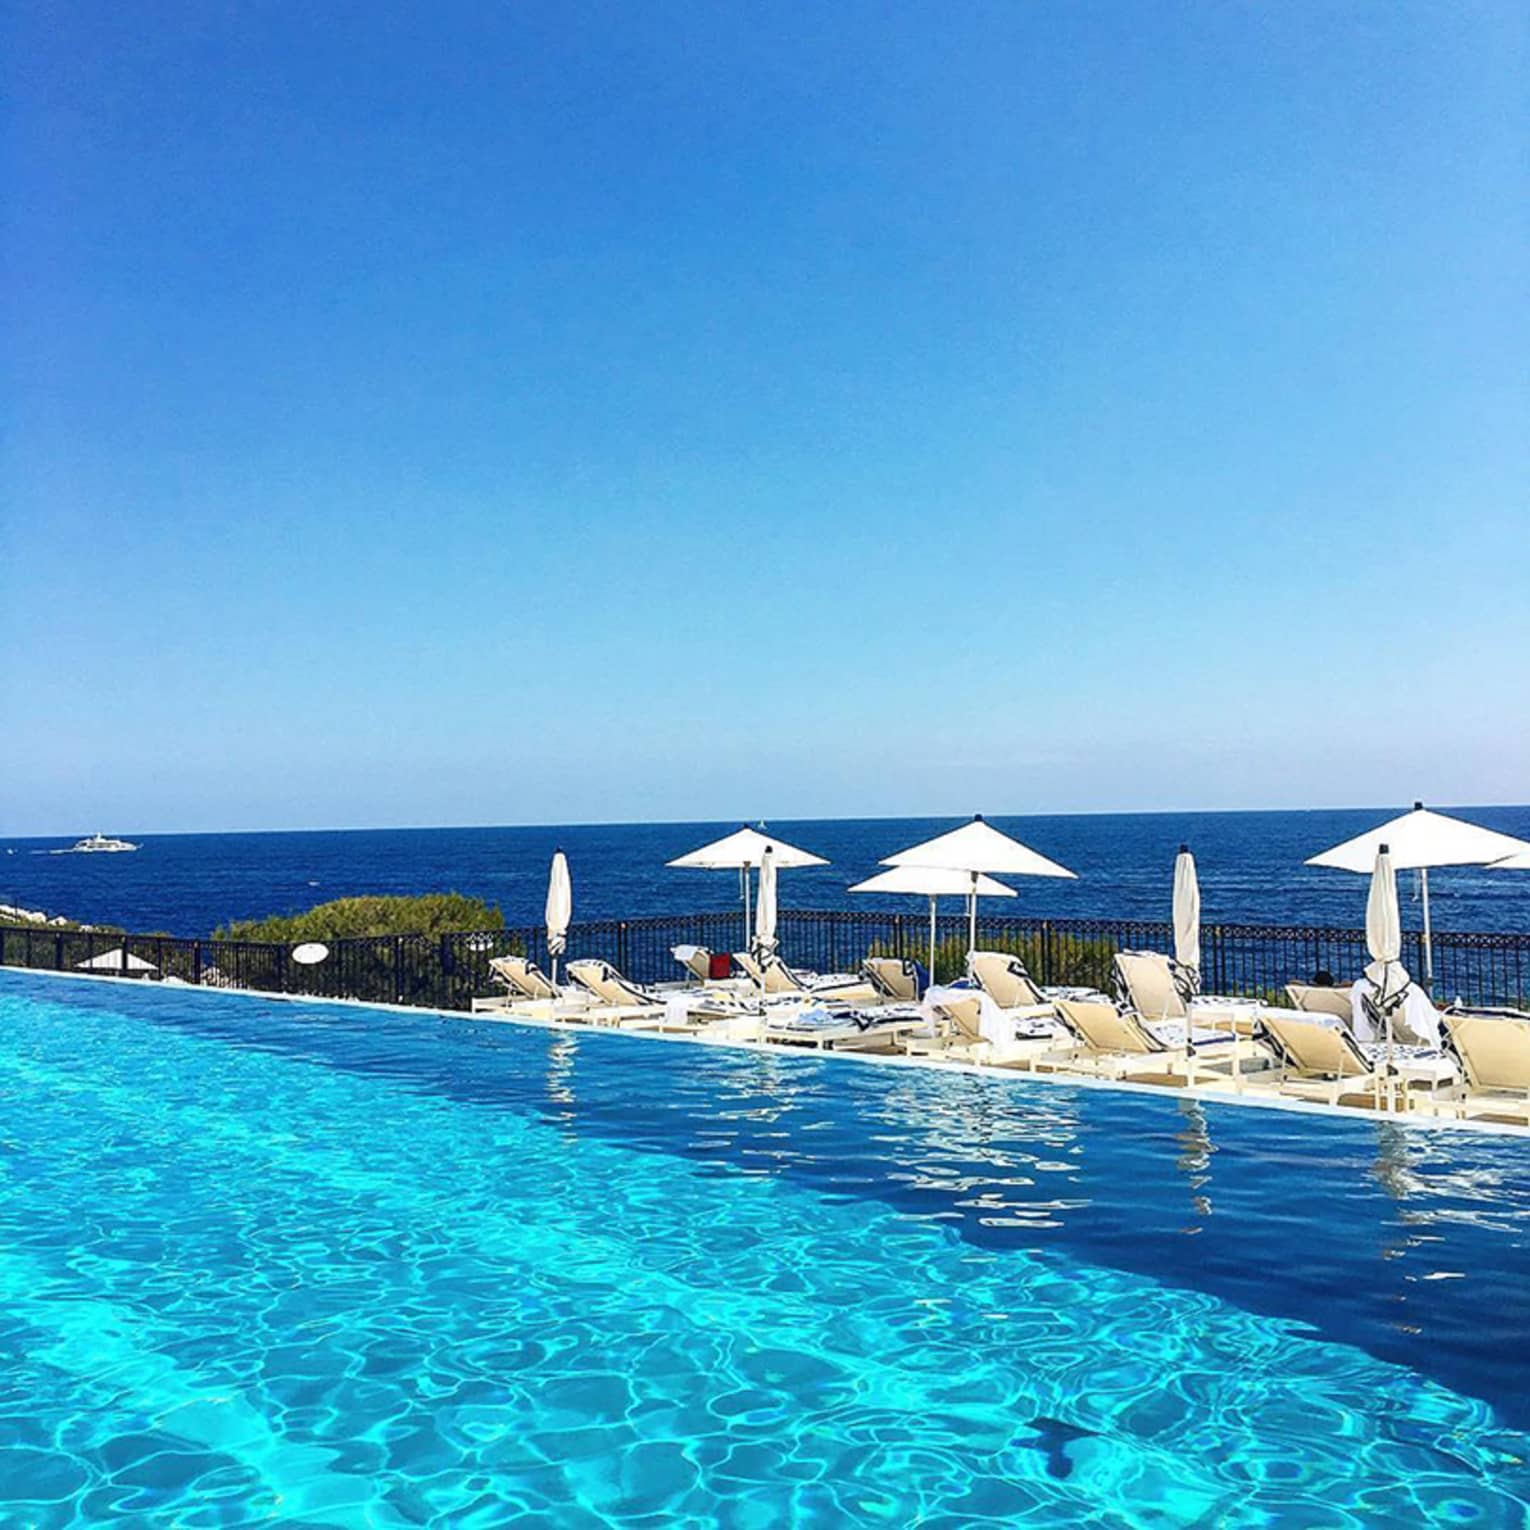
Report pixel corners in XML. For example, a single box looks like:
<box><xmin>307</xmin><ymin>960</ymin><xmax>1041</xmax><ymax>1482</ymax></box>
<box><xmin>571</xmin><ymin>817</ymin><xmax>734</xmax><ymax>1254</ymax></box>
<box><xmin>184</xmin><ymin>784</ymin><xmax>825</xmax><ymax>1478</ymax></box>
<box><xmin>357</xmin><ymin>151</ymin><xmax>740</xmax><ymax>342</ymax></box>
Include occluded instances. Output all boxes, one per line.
<box><xmin>7</xmin><ymin>964</ymin><xmax>1529</xmax><ymax>1140</ymax></box>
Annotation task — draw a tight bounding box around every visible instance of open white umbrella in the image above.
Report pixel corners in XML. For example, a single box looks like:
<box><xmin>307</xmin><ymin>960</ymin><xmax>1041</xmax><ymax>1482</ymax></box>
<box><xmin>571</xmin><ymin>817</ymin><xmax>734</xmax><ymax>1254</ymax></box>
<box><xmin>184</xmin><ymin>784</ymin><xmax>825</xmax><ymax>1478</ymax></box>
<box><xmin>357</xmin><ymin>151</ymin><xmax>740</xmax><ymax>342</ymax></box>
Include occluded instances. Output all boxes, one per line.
<box><xmin>1307</xmin><ymin>802</ymin><xmax>1530</xmax><ymax>986</ymax></box>
<box><xmin>1365</xmin><ymin>845</ymin><xmax>1410</xmax><ymax>1111</ymax></box>
<box><xmin>1489</xmin><ymin>849</ymin><xmax>1530</xmax><ymax>871</ymax></box>
<box><xmin>1172</xmin><ymin>845</ymin><xmax>1201</xmax><ymax>990</ymax></box>
<box><xmin>668</xmin><ymin>826</ymin><xmax>828</xmax><ymax>949</ymax></box>
<box><xmin>883</xmin><ymin>814</ymin><xmax>1076</xmax><ymax>952</ymax></box>
<box><xmin>849</xmin><ymin>865</ymin><xmax>1016</xmax><ymax>981</ymax></box>
<box><xmin>752</xmin><ymin>845</ymin><xmax>778</xmax><ymax>958</ymax></box>
<box><xmin>76</xmin><ymin>948</ymin><xmax>156</xmax><ymax>974</ymax></box>
<box><xmin>545</xmin><ymin>850</ymin><xmax>572</xmax><ymax>985</ymax></box>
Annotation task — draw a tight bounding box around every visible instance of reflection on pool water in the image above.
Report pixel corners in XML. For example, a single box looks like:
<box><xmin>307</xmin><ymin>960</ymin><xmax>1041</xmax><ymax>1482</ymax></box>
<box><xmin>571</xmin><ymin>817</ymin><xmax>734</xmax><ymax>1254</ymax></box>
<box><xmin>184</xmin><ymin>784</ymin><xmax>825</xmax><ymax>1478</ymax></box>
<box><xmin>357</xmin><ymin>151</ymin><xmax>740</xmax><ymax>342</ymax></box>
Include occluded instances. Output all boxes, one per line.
<box><xmin>1</xmin><ymin>971</ymin><xmax>1528</xmax><ymax>1525</ymax></box>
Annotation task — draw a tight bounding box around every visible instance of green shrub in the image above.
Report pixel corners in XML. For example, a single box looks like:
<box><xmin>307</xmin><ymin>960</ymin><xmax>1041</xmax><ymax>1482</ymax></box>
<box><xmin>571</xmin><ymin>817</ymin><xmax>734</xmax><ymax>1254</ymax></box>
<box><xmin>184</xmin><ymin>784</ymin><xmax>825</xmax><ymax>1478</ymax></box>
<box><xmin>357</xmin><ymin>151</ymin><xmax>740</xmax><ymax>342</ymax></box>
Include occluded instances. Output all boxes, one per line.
<box><xmin>213</xmin><ymin>892</ymin><xmax>504</xmax><ymax>943</ymax></box>
<box><xmin>869</xmin><ymin>927</ymin><xmax>1119</xmax><ymax>990</ymax></box>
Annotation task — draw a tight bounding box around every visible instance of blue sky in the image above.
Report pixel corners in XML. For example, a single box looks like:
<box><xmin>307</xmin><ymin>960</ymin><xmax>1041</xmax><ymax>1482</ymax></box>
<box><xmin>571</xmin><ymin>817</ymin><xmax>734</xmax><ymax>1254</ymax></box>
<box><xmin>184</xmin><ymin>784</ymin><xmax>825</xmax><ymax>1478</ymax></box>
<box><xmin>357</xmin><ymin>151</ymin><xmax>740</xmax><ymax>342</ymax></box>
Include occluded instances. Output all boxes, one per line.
<box><xmin>3</xmin><ymin>2</ymin><xmax>1526</xmax><ymax>834</ymax></box>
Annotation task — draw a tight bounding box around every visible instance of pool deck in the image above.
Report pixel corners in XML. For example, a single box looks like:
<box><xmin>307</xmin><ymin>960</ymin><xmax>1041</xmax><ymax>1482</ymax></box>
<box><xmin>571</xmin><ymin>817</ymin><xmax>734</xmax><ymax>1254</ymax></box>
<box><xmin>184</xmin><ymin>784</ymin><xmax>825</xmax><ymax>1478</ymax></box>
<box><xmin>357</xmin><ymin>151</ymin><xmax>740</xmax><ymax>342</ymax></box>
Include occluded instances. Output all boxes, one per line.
<box><xmin>12</xmin><ymin>965</ymin><xmax>1530</xmax><ymax>1140</ymax></box>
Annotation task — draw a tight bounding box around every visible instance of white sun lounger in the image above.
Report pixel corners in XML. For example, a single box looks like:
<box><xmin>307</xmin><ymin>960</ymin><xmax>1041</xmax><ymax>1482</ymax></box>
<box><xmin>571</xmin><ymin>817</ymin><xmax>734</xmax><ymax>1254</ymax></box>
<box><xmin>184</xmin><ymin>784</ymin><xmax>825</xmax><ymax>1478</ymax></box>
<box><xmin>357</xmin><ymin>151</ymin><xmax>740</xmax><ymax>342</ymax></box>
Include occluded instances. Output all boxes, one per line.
<box><xmin>733</xmin><ymin>950</ymin><xmax>877</xmax><ymax>1003</ymax></box>
<box><xmin>474</xmin><ymin>954</ymin><xmax>594</xmax><ymax>1020</ymax></box>
<box><xmin>562</xmin><ymin>959</ymin><xmax>672</xmax><ymax>1029</ymax></box>
<box><xmin>861</xmin><ymin>956</ymin><xmax>923</xmax><ymax>1002</ymax></box>
<box><xmin>1437</xmin><ymin>1011</ymin><xmax>1530</xmax><ymax>1125</ymax></box>
<box><xmin>1112</xmin><ymin>951</ymin><xmax>1191</xmax><ymax>1022</ymax></box>
<box><xmin>672</xmin><ymin>944</ymin><xmax>716</xmax><ymax>982</ymax></box>
<box><xmin>1250</xmin><ymin>1011</ymin><xmax>1386</xmax><ymax>1107</ymax></box>
<box><xmin>1284</xmin><ymin>982</ymin><xmax>1356</xmax><ymax>1022</ymax></box>
<box><xmin>967</xmin><ymin>950</ymin><xmax>1050</xmax><ymax>1011</ymax></box>
<box><xmin>487</xmin><ymin>954</ymin><xmax>559</xmax><ymax>1001</ymax></box>
<box><xmin>903</xmin><ymin>991</ymin><xmax>1065</xmax><ymax>1069</ymax></box>
<box><xmin>759</xmin><ymin>1001</ymin><xmax>925</xmax><ymax>1053</ymax></box>
<box><xmin>1052</xmin><ymin>998</ymin><xmax>1242</xmax><ymax>1086</ymax></box>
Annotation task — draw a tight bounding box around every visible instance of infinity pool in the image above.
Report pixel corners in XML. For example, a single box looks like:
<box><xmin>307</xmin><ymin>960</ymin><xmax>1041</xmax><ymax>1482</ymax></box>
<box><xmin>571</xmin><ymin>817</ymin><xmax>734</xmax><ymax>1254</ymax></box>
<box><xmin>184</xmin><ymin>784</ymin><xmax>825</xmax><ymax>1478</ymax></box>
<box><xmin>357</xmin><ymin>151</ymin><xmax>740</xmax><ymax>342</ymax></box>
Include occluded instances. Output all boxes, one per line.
<box><xmin>2</xmin><ymin>972</ymin><xmax>1528</xmax><ymax>1525</ymax></box>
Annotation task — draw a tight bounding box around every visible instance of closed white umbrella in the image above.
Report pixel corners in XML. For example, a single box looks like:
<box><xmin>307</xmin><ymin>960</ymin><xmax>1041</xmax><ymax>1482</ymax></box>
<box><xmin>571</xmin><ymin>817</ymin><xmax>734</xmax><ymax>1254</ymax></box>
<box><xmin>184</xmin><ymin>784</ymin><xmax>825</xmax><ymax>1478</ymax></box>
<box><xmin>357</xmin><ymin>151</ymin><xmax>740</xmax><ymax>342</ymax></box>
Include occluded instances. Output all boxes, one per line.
<box><xmin>849</xmin><ymin>865</ymin><xmax>1016</xmax><ymax>980</ymax></box>
<box><xmin>1172</xmin><ymin>845</ymin><xmax>1201</xmax><ymax>988</ymax></box>
<box><xmin>1365</xmin><ymin>845</ymin><xmax>1410</xmax><ymax>1111</ymax></box>
<box><xmin>752</xmin><ymin>845</ymin><xmax>778</xmax><ymax>958</ymax></box>
<box><xmin>883</xmin><ymin>814</ymin><xmax>1076</xmax><ymax>952</ymax></box>
<box><xmin>668</xmin><ymin>825</ymin><xmax>828</xmax><ymax>949</ymax></box>
<box><xmin>1307</xmin><ymin>802</ymin><xmax>1530</xmax><ymax>986</ymax></box>
<box><xmin>1365</xmin><ymin>846</ymin><xmax>1406</xmax><ymax>993</ymax></box>
<box><xmin>545</xmin><ymin>850</ymin><xmax>572</xmax><ymax>985</ymax></box>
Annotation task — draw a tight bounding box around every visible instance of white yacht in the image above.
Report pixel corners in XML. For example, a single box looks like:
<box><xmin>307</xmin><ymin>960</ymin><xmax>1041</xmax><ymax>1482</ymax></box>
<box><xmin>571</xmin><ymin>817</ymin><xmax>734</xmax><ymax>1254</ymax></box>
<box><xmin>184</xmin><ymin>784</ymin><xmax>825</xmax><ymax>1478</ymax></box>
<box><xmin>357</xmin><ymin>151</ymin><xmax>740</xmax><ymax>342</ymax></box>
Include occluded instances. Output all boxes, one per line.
<box><xmin>67</xmin><ymin>833</ymin><xmax>140</xmax><ymax>853</ymax></box>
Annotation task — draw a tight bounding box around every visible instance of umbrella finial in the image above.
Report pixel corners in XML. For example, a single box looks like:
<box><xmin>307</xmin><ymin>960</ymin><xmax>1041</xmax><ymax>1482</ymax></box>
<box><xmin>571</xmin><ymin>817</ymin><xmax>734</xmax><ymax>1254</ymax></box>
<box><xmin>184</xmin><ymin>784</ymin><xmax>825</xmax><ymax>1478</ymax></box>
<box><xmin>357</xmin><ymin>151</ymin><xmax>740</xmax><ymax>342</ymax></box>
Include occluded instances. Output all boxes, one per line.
<box><xmin>973</xmin><ymin>813</ymin><xmax>984</xmax><ymax>822</ymax></box>
<box><xmin>1414</xmin><ymin>800</ymin><xmax>1424</xmax><ymax>811</ymax></box>
<box><xmin>1179</xmin><ymin>843</ymin><xmax>1189</xmax><ymax>854</ymax></box>
<box><xmin>1380</xmin><ymin>842</ymin><xmax>1390</xmax><ymax>854</ymax></box>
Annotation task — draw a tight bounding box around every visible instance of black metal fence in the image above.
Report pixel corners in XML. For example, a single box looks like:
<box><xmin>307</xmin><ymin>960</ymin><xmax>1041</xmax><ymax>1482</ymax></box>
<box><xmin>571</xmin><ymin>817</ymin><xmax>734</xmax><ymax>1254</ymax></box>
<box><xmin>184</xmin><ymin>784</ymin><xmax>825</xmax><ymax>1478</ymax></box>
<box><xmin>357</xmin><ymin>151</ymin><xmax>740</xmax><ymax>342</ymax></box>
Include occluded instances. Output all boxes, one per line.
<box><xmin>3</xmin><ymin>910</ymin><xmax>1527</xmax><ymax>1012</ymax></box>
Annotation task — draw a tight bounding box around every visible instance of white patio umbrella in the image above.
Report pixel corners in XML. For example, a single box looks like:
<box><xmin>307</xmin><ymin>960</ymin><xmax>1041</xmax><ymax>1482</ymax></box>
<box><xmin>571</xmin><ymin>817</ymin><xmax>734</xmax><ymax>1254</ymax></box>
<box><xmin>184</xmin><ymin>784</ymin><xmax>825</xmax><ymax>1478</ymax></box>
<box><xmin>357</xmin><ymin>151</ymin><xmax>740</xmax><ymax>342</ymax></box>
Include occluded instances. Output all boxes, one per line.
<box><xmin>76</xmin><ymin>948</ymin><xmax>156</xmax><ymax>974</ymax></box>
<box><xmin>848</xmin><ymin>864</ymin><xmax>1017</xmax><ymax>981</ymax></box>
<box><xmin>1489</xmin><ymin>849</ymin><xmax>1530</xmax><ymax>871</ymax></box>
<box><xmin>668</xmin><ymin>826</ymin><xmax>828</xmax><ymax>949</ymax></box>
<box><xmin>1172</xmin><ymin>845</ymin><xmax>1201</xmax><ymax>989</ymax></box>
<box><xmin>545</xmin><ymin>850</ymin><xmax>572</xmax><ymax>985</ymax></box>
<box><xmin>1365</xmin><ymin>845</ymin><xmax>1410</xmax><ymax>1111</ymax></box>
<box><xmin>883</xmin><ymin>814</ymin><xmax>1076</xmax><ymax>952</ymax></box>
<box><xmin>1307</xmin><ymin>802</ymin><xmax>1530</xmax><ymax>986</ymax></box>
<box><xmin>752</xmin><ymin>845</ymin><xmax>778</xmax><ymax>958</ymax></box>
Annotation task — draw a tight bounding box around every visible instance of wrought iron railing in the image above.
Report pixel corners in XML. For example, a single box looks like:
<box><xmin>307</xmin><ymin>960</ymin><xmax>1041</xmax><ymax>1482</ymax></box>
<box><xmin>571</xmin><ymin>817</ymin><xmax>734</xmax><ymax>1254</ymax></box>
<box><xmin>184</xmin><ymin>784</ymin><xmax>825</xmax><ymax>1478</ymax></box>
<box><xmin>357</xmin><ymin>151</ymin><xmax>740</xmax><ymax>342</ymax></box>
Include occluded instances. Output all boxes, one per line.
<box><xmin>2</xmin><ymin>910</ymin><xmax>1526</xmax><ymax>1011</ymax></box>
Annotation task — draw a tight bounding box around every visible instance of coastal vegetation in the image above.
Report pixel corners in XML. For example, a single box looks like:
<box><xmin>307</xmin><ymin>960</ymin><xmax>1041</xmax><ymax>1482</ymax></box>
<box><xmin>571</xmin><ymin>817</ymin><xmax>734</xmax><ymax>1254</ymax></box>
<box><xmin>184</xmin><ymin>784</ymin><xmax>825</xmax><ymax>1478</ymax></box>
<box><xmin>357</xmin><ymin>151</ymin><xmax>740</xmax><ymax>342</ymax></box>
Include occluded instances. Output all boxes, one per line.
<box><xmin>871</xmin><ymin>927</ymin><xmax>1118</xmax><ymax>989</ymax></box>
<box><xmin>213</xmin><ymin>893</ymin><xmax>503</xmax><ymax>943</ymax></box>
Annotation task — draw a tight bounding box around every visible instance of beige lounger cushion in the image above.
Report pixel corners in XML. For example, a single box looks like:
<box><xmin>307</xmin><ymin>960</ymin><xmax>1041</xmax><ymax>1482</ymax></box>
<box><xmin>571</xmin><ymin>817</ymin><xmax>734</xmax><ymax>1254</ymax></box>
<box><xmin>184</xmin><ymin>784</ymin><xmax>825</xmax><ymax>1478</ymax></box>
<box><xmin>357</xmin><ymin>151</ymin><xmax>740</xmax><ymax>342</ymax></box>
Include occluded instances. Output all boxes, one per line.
<box><xmin>565</xmin><ymin>959</ymin><xmax>657</xmax><ymax>1010</ymax></box>
<box><xmin>1284</xmin><ymin>983</ymin><xmax>1356</xmax><ymax>1022</ymax></box>
<box><xmin>966</xmin><ymin>951</ymin><xmax>1045</xmax><ymax>1009</ymax></box>
<box><xmin>489</xmin><ymin>954</ymin><xmax>558</xmax><ymax>1001</ymax></box>
<box><xmin>673</xmin><ymin>945</ymin><xmax>714</xmax><ymax>981</ymax></box>
<box><xmin>1258</xmin><ymin>1014</ymin><xmax>1371</xmax><ymax>1078</ymax></box>
<box><xmin>862</xmin><ymin>957</ymin><xmax>919</xmax><ymax>1002</ymax></box>
<box><xmin>1055</xmin><ymin>999</ymin><xmax>1164</xmax><ymax>1056</ymax></box>
<box><xmin>1113</xmin><ymin>952</ymin><xmax>1187</xmax><ymax>1021</ymax></box>
<box><xmin>755</xmin><ymin>953</ymin><xmax>807</xmax><ymax>994</ymax></box>
<box><xmin>740</xmin><ymin>951</ymin><xmax>869</xmax><ymax>999</ymax></box>
<box><xmin>929</xmin><ymin>994</ymin><xmax>984</xmax><ymax>1046</ymax></box>
<box><xmin>732</xmin><ymin>951</ymin><xmax>780</xmax><ymax>989</ymax></box>
<box><xmin>1445</xmin><ymin>1013</ymin><xmax>1530</xmax><ymax>1093</ymax></box>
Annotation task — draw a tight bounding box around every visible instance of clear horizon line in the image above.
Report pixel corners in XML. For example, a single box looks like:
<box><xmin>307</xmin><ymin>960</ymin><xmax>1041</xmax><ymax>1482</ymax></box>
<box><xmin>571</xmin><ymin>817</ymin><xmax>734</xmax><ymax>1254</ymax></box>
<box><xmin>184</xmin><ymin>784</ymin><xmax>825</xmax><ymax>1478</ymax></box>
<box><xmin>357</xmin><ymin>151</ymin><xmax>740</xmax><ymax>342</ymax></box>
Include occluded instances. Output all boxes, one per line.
<box><xmin>4</xmin><ymin>798</ymin><xmax>1525</xmax><ymax>841</ymax></box>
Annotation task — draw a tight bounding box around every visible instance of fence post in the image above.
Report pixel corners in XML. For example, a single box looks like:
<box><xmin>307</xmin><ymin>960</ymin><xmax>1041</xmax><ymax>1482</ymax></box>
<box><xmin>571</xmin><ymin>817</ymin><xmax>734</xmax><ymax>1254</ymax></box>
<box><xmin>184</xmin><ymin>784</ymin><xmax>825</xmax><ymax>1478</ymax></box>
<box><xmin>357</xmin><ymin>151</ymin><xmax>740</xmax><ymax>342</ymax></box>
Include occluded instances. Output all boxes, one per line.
<box><xmin>617</xmin><ymin>921</ymin><xmax>629</xmax><ymax>977</ymax></box>
<box><xmin>192</xmin><ymin>939</ymin><xmax>202</xmax><ymax>988</ymax></box>
<box><xmin>393</xmin><ymin>936</ymin><xmax>404</xmax><ymax>1004</ymax></box>
<box><xmin>439</xmin><ymin>934</ymin><xmax>452</xmax><ymax>1009</ymax></box>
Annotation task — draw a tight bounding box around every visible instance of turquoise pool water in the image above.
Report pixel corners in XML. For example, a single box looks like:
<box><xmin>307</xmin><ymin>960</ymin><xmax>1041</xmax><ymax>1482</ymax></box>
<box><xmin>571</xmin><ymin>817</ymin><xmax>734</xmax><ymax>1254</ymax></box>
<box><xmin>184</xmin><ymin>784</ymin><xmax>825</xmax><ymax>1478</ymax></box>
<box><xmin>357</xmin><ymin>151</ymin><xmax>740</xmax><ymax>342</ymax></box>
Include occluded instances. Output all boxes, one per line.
<box><xmin>1</xmin><ymin>972</ymin><xmax>1528</xmax><ymax>1526</ymax></box>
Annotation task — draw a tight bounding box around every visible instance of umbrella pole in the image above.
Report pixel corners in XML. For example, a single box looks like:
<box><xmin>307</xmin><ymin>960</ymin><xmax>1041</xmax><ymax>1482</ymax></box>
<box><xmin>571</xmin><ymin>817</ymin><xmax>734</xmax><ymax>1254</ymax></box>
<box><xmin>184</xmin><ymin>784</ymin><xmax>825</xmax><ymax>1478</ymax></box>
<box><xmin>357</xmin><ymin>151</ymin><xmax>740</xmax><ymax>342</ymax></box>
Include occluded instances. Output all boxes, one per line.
<box><xmin>967</xmin><ymin>872</ymin><xmax>978</xmax><ymax>957</ymax></box>
<box><xmin>1419</xmin><ymin>868</ymin><xmax>1433</xmax><ymax>990</ymax></box>
<box><xmin>741</xmin><ymin>865</ymin><xmax>753</xmax><ymax>954</ymax></box>
<box><xmin>929</xmin><ymin>896</ymin><xmax>938</xmax><ymax>984</ymax></box>
<box><xmin>1386</xmin><ymin>1011</ymin><xmax>1396</xmax><ymax>1114</ymax></box>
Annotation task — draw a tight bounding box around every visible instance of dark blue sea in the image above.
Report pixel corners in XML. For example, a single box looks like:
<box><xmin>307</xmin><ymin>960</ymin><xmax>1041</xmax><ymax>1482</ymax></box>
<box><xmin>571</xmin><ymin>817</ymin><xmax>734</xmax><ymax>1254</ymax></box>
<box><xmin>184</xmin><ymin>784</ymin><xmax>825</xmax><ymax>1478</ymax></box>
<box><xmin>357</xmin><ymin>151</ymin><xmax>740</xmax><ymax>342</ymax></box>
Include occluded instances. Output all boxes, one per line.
<box><xmin>4</xmin><ymin>808</ymin><xmax>1529</xmax><ymax>937</ymax></box>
